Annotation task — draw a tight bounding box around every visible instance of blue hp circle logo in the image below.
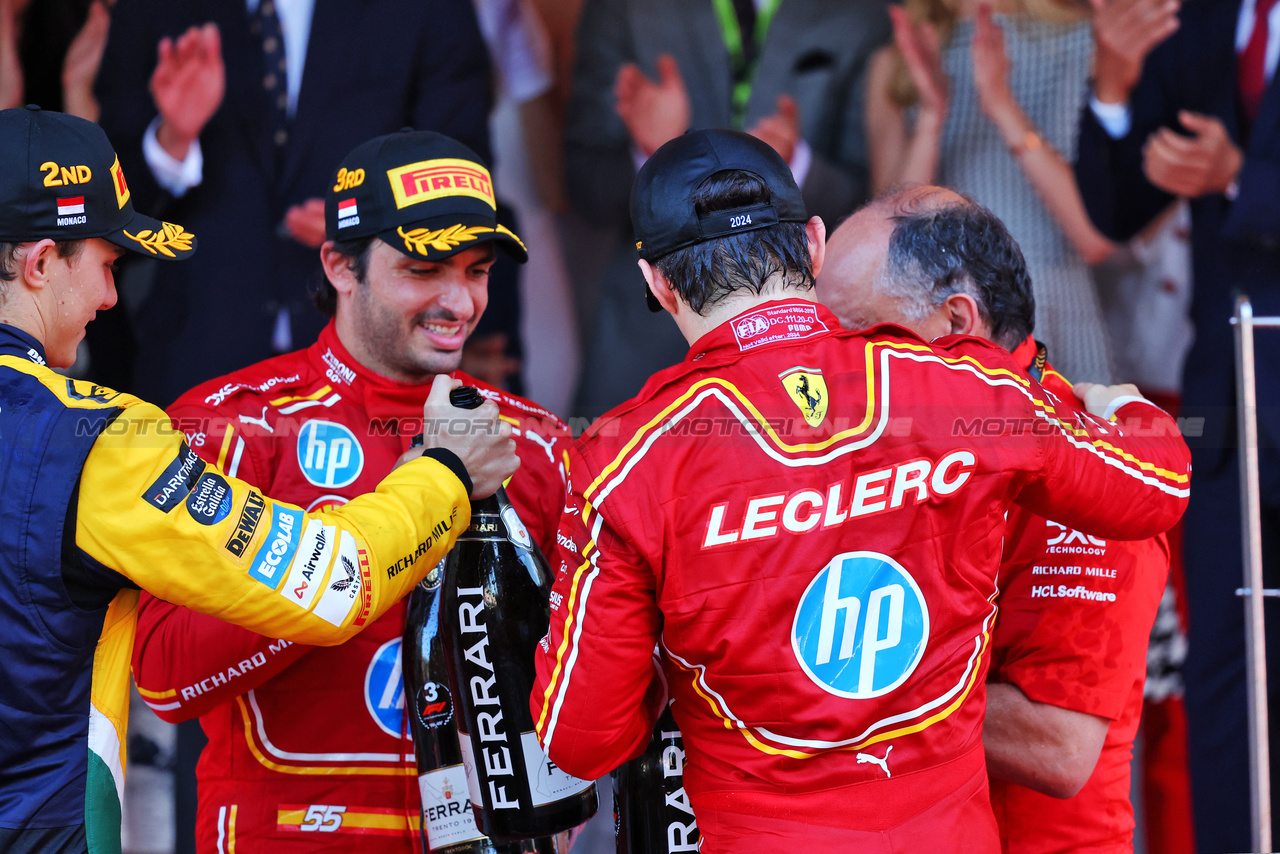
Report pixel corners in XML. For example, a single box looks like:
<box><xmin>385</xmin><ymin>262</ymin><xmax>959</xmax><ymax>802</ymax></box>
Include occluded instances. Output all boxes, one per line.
<box><xmin>364</xmin><ymin>638</ymin><xmax>406</xmax><ymax>737</ymax></box>
<box><xmin>297</xmin><ymin>420</ymin><xmax>364</xmax><ymax>488</ymax></box>
<box><xmin>791</xmin><ymin>552</ymin><xmax>929</xmax><ymax>699</ymax></box>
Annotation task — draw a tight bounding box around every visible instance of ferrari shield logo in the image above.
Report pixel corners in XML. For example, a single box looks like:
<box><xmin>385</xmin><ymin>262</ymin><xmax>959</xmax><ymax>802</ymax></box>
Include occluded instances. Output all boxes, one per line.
<box><xmin>780</xmin><ymin>367</ymin><xmax>828</xmax><ymax>428</ymax></box>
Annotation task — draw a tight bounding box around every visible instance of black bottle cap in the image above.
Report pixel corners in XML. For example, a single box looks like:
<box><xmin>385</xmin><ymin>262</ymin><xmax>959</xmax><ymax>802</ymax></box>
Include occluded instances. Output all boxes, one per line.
<box><xmin>450</xmin><ymin>386</ymin><xmax>484</xmax><ymax>410</ymax></box>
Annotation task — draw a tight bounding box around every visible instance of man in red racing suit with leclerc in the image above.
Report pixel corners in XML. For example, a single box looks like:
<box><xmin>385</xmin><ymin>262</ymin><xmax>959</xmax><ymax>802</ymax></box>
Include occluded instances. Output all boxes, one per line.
<box><xmin>131</xmin><ymin>131</ymin><xmax>570</xmax><ymax>852</ymax></box>
<box><xmin>529</xmin><ymin>132</ymin><xmax>1189</xmax><ymax>853</ymax></box>
<box><xmin>817</xmin><ymin>185</ymin><xmax>1169</xmax><ymax>853</ymax></box>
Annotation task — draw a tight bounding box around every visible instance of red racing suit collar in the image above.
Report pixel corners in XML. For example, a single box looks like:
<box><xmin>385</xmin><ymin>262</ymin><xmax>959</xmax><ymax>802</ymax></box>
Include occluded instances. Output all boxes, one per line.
<box><xmin>683</xmin><ymin>298</ymin><xmax>927</xmax><ymax>365</ymax></box>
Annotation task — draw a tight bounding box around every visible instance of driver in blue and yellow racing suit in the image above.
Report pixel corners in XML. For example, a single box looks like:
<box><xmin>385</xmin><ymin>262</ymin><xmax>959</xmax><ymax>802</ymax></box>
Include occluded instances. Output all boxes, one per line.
<box><xmin>0</xmin><ymin>107</ymin><xmax>518</xmax><ymax>854</ymax></box>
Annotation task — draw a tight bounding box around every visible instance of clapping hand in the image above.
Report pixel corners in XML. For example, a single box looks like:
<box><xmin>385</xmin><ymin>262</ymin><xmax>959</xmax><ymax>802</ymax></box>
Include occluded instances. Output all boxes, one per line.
<box><xmin>614</xmin><ymin>54</ymin><xmax>691</xmax><ymax>157</ymax></box>
<box><xmin>61</xmin><ymin>0</ymin><xmax>111</xmax><ymax>122</ymax></box>
<box><xmin>889</xmin><ymin>5</ymin><xmax>948</xmax><ymax>120</ymax></box>
<box><xmin>1089</xmin><ymin>0</ymin><xmax>1180</xmax><ymax>104</ymax></box>
<box><xmin>150</xmin><ymin>22</ymin><xmax>225</xmax><ymax>161</ymax></box>
<box><xmin>283</xmin><ymin>198</ymin><xmax>327</xmax><ymax>248</ymax></box>
<box><xmin>971</xmin><ymin>5</ymin><xmax>1016</xmax><ymax>122</ymax></box>
<box><xmin>1143</xmin><ymin>110</ymin><xmax>1242</xmax><ymax>198</ymax></box>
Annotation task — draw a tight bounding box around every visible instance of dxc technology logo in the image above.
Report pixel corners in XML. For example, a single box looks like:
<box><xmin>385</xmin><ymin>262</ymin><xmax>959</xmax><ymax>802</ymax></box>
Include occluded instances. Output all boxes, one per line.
<box><xmin>365</xmin><ymin>638</ymin><xmax>406</xmax><ymax>737</ymax></box>
<box><xmin>297</xmin><ymin>420</ymin><xmax>364</xmax><ymax>488</ymax></box>
<box><xmin>791</xmin><ymin>552</ymin><xmax>929</xmax><ymax>699</ymax></box>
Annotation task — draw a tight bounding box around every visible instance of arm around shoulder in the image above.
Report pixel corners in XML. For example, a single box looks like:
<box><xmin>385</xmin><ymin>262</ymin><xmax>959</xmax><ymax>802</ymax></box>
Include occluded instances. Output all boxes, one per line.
<box><xmin>984</xmin><ymin>682</ymin><xmax>1109</xmax><ymax>798</ymax></box>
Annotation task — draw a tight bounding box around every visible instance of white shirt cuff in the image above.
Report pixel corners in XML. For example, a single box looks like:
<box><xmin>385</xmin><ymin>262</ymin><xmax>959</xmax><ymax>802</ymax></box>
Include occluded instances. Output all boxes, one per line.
<box><xmin>1102</xmin><ymin>394</ymin><xmax>1153</xmax><ymax>420</ymax></box>
<box><xmin>631</xmin><ymin>142</ymin><xmax>649</xmax><ymax>174</ymax></box>
<box><xmin>1089</xmin><ymin>96</ymin><xmax>1132</xmax><ymax>140</ymax></box>
<box><xmin>790</xmin><ymin>137</ymin><xmax>812</xmax><ymax>190</ymax></box>
<box><xmin>143</xmin><ymin>116</ymin><xmax>204</xmax><ymax>197</ymax></box>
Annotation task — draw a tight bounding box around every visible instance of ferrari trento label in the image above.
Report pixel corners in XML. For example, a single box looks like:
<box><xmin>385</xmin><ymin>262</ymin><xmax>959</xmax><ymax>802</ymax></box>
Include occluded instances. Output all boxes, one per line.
<box><xmin>791</xmin><ymin>552</ymin><xmax>929</xmax><ymax>699</ymax></box>
<box><xmin>419</xmin><ymin>764</ymin><xmax>485</xmax><ymax>849</ymax></box>
<box><xmin>520</xmin><ymin>731</ymin><xmax>593</xmax><ymax>807</ymax></box>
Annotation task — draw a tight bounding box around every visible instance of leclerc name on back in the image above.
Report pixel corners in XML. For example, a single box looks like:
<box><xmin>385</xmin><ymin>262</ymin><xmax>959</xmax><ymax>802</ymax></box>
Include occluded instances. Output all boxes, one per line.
<box><xmin>702</xmin><ymin>450</ymin><xmax>976</xmax><ymax>548</ymax></box>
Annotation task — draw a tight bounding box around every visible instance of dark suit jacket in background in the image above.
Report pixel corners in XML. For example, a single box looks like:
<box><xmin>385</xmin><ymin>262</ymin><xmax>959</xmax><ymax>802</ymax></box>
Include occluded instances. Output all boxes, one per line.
<box><xmin>96</xmin><ymin>0</ymin><xmax>493</xmax><ymax>406</ymax></box>
<box><xmin>1077</xmin><ymin>0</ymin><xmax>1280</xmax><ymax>478</ymax></box>
<box><xmin>566</xmin><ymin>0</ymin><xmax>891</xmax><ymax>417</ymax></box>
<box><xmin>1075</xmin><ymin>3</ymin><xmax>1280</xmax><ymax>849</ymax></box>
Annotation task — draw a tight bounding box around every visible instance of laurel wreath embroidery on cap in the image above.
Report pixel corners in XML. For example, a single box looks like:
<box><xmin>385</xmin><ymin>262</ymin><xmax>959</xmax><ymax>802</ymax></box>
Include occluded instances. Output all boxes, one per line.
<box><xmin>495</xmin><ymin>223</ymin><xmax>527</xmax><ymax>252</ymax></box>
<box><xmin>397</xmin><ymin>223</ymin><xmax>526</xmax><ymax>255</ymax></box>
<box><xmin>122</xmin><ymin>222</ymin><xmax>194</xmax><ymax>258</ymax></box>
<box><xmin>398</xmin><ymin>224</ymin><xmax>493</xmax><ymax>255</ymax></box>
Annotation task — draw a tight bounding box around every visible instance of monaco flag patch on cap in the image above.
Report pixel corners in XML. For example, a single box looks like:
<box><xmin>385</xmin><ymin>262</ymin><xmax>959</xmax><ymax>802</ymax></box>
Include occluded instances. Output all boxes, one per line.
<box><xmin>57</xmin><ymin>196</ymin><xmax>87</xmax><ymax>226</ymax></box>
<box><xmin>337</xmin><ymin>198</ymin><xmax>359</xmax><ymax>228</ymax></box>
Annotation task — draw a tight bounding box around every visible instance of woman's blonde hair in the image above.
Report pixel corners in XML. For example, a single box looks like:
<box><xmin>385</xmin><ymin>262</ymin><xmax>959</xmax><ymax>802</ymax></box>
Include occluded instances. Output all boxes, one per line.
<box><xmin>887</xmin><ymin>0</ymin><xmax>1089</xmax><ymax>106</ymax></box>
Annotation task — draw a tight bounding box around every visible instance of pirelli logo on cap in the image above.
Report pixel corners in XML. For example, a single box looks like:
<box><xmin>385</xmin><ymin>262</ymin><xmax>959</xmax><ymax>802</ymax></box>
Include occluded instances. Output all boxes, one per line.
<box><xmin>386</xmin><ymin>158</ymin><xmax>495</xmax><ymax>210</ymax></box>
<box><xmin>110</xmin><ymin>156</ymin><xmax>130</xmax><ymax>209</ymax></box>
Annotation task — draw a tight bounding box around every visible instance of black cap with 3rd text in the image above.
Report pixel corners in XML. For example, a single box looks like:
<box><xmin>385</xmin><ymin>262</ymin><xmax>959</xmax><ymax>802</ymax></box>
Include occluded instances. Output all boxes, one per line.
<box><xmin>0</xmin><ymin>106</ymin><xmax>196</xmax><ymax>259</ymax></box>
<box><xmin>630</xmin><ymin>128</ymin><xmax>808</xmax><ymax>263</ymax></box>
<box><xmin>325</xmin><ymin>129</ymin><xmax>527</xmax><ymax>263</ymax></box>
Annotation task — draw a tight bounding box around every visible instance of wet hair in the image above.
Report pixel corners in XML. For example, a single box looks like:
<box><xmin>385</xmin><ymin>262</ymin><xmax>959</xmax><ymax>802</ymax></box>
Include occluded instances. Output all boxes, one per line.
<box><xmin>654</xmin><ymin>170</ymin><xmax>812</xmax><ymax>315</ymax></box>
<box><xmin>876</xmin><ymin>193</ymin><xmax>1035</xmax><ymax>350</ymax></box>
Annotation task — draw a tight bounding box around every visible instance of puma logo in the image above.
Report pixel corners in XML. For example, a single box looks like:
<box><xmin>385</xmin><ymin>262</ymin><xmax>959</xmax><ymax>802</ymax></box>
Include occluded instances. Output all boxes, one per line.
<box><xmin>856</xmin><ymin>745</ymin><xmax>892</xmax><ymax>778</ymax></box>
<box><xmin>238</xmin><ymin>406</ymin><xmax>272</xmax><ymax>433</ymax></box>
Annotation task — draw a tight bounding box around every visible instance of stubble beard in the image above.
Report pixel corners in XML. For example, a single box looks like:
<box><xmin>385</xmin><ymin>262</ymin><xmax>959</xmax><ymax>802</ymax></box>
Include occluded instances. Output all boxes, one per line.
<box><xmin>354</xmin><ymin>284</ymin><xmax>464</xmax><ymax>384</ymax></box>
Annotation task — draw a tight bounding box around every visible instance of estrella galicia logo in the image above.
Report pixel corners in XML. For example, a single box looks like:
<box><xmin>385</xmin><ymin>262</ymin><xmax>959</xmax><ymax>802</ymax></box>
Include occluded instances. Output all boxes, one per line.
<box><xmin>143</xmin><ymin>443</ymin><xmax>206</xmax><ymax>513</ymax></box>
<box><xmin>791</xmin><ymin>552</ymin><xmax>929</xmax><ymax>699</ymax></box>
<box><xmin>297</xmin><ymin>420</ymin><xmax>364</xmax><ymax>488</ymax></box>
<box><xmin>365</xmin><ymin>638</ymin><xmax>406</xmax><ymax>737</ymax></box>
<box><xmin>247</xmin><ymin>504</ymin><xmax>303</xmax><ymax>588</ymax></box>
<box><xmin>185</xmin><ymin>473</ymin><xmax>233</xmax><ymax>525</ymax></box>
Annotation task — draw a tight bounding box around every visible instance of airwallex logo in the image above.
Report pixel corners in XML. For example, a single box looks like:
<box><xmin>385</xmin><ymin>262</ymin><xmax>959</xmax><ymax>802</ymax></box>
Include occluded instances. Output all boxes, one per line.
<box><xmin>791</xmin><ymin>552</ymin><xmax>929</xmax><ymax>699</ymax></box>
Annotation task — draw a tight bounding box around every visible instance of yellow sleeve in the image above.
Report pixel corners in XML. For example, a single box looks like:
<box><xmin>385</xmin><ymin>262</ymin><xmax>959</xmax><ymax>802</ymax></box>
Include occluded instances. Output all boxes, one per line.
<box><xmin>75</xmin><ymin>401</ymin><xmax>470</xmax><ymax>646</ymax></box>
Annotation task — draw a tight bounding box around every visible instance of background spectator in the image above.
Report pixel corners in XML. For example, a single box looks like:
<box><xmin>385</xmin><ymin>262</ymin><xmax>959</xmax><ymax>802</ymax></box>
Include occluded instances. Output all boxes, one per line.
<box><xmin>867</xmin><ymin>0</ymin><xmax>1124</xmax><ymax>383</ymax></box>
<box><xmin>94</xmin><ymin>0</ymin><xmax>493</xmax><ymax>406</ymax></box>
<box><xmin>1</xmin><ymin>0</ymin><xmax>111</xmax><ymax>120</ymax></box>
<box><xmin>565</xmin><ymin>0</ymin><xmax>890</xmax><ymax>418</ymax></box>
<box><xmin>1093</xmin><ymin>198</ymin><xmax>1196</xmax><ymax>854</ymax></box>
<box><xmin>1076</xmin><ymin>0</ymin><xmax>1280</xmax><ymax>845</ymax></box>
<box><xmin>469</xmin><ymin>0</ymin><xmax>581</xmax><ymax>415</ymax></box>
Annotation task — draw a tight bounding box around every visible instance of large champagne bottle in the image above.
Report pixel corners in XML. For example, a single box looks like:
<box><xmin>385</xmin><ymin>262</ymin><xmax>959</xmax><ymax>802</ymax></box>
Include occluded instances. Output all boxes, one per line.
<box><xmin>404</xmin><ymin>576</ymin><xmax>568</xmax><ymax>854</ymax></box>
<box><xmin>439</xmin><ymin>387</ymin><xmax>598</xmax><ymax>841</ymax></box>
<box><xmin>404</xmin><ymin>566</ymin><xmax>502</xmax><ymax>854</ymax></box>
<box><xmin>613</xmin><ymin>705</ymin><xmax>700</xmax><ymax>854</ymax></box>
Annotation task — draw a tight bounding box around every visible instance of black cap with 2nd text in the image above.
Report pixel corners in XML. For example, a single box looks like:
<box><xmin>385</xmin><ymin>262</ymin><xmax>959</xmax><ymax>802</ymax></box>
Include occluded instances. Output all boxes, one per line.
<box><xmin>630</xmin><ymin>128</ymin><xmax>808</xmax><ymax>262</ymax></box>
<box><xmin>0</xmin><ymin>106</ymin><xmax>196</xmax><ymax>259</ymax></box>
<box><xmin>325</xmin><ymin>129</ymin><xmax>527</xmax><ymax>263</ymax></box>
